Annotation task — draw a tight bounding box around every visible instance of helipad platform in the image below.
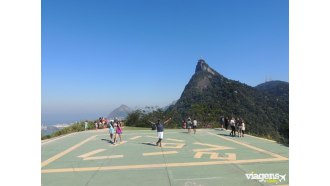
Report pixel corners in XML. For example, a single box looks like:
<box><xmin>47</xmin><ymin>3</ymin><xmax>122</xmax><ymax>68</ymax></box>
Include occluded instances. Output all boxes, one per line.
<box><xmin>41</xmin><ymin>128</ymin><xmax>289</xmax><ymax>186</ymax></box>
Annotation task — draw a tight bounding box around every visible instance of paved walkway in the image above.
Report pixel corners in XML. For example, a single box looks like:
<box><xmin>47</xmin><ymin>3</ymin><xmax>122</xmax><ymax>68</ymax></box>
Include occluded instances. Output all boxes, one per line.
<box><xmin>41</xmin><ymin>128</ymin><xmax>289</xmax><ymax>186</ymax></box>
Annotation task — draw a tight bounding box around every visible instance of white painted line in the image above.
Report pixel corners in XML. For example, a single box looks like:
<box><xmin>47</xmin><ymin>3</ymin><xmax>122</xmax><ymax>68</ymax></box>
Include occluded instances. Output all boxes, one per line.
<box><xmin>41</xmin><ymin>135</ymin><xmax>97</xmax><ymax>167</ymax></box>
<box><xmin>84</xmin><ymin>155</ymin><xmax>124</xmax><ymax>160</ymax></box>
<box><xmin>42</xmin><ymin>157</ymin><xmax>285</xmax><ymax>173</ymax></box>
<box><xmin>130</xmin><ymin>136</ymin><xmax>142</xmax><ymax>140</ymax></box>
<box><xmin>143</xmin><ymin>151</ymin><xmax>178</xmax><ymax>156</ymax></box>
<box><xmin>167</xmin><ymin>138</ymin><xmax>184</xmax><ymax>142</ymax></box>
<box><xmin>78</xmin><ymin>149</ymin><xmax>106</xmax><ymax>158</ymax></box>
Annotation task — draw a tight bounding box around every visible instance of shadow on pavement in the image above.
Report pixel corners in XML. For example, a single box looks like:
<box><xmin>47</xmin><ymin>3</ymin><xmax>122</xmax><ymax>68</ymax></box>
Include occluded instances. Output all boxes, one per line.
<box><xmin>218</xmin><ymin>133</ymin><xmax>237</xmax><ymax>137</ymax></box>
<box><xmin>141</xmin><ymin>142</ymin><xmax>157</xmax><ymax>146</ymax></box>
<box><xmin>101</xmin><ymin>138</ymin><xmax>114</xmax><ymax>144</ymax></box>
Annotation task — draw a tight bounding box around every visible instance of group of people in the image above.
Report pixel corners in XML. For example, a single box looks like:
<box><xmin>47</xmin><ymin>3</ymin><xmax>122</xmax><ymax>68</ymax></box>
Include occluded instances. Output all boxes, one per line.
<box><xmin>181</xmin><ymin>117</ymin><xmax>198</xmax><ymax>134</ymax></box>
<box><xmin>93</xmin><ymin>117</ymin><xmax>109</xmax><ymax>130</ymax></box>
<box><xmin>220</xmin><ymin>116</ymin><xmax>246</xmax><ymax>137</ymax></box>
<box><xmin>108</xmin><ymin>118</ymin><xmax>123</xmax><ymax>145</ymax></box>
<box><xmin>100</xmin><ymin>115</ymin><xmax>246</xmax><ymax>148</ymax></box>
<box><xmin>90</xmin><ymin>117</ymin><xmax>123</xmax><ymax>145</ymax></box>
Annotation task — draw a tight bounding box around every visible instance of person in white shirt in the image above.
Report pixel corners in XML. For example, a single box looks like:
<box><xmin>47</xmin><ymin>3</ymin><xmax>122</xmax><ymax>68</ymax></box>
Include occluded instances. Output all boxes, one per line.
<box><xmin>192</xmin><ymin>119</ymin><xmax>198</xmax><ymax>134</ymax></box>
<box><xmin>229</xmin><ymin>117</ymin><xmax>236</xmax><ymax>136</ymax></box>
<box><xmin>187</xmin><ymin>117</ymin><xmax>192</xmax><ymax>134</ymax></box>
<box><xmin>241</xmin><ymin>120</ymin><xmax>245</xmax><ymax>137</ymax></box>
<box><xmin>84</xmin><ymin>121</ymin><xmax>88</xmax><ymax>131</ymax></box>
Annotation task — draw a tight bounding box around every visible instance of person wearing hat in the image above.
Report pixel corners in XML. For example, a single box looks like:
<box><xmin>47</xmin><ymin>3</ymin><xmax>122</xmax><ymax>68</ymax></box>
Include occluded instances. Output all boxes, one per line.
<box><xmin>148</xmin><ymin>118</ymin><xmax>171</xmax><ymax>147</ymax></box>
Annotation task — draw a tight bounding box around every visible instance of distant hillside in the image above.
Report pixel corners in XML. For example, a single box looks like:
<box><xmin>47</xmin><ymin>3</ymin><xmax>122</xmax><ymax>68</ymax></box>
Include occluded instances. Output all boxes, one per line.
<box><xmin>162</xmin><ymin>100</ymin><xmax>177</xmax><ymax>111</ymax></box>
<box><xmin>107</xmin><ymin>105</ymin><xmax>132</xmax><ymax>119</ymax></box>
<box><xmin>166</xmin><ymin>59</ymin><xmax>289</xmax><ymax>144</ymax></box>
<box><xmin>41</xmin><ymin>125</ymin><xmax>60</xmax><ymax>136</ymax></box>
<box><xmin>255</xmin><ymin>81</ymin><xmax>289</xmax><ymax>98</ymax></box>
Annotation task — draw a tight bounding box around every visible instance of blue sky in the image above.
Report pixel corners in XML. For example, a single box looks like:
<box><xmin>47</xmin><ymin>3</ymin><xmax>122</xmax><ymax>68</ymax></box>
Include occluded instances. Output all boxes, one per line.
<box><xmin>42</xmin><ymin>0</ymin><xmax>288</xmax><ymax>125</ymax></box>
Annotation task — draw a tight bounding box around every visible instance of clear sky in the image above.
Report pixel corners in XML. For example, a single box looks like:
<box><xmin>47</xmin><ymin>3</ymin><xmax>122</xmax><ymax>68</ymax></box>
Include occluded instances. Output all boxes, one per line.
<box><xmin>42</xmin><ymin>0</ymin><xmax>288</xmax><ymax>125</ymax></box>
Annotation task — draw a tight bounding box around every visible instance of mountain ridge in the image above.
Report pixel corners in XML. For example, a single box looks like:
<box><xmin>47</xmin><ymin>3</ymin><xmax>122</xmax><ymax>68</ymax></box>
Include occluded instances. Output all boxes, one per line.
<box><xmin>107</xmin><ymin>104</ymin><xmax>132</xmax><ymax>119</ymax></box>
<box><xmin>166</xmin><ymin>59</ymin><xmax>289</xmax><ymax>143</ymax></box>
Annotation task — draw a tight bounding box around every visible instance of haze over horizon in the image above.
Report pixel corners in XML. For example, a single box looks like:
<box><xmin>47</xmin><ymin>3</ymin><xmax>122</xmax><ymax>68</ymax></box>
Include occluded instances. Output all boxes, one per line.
<box><xmin>42</xmin><ymin>0</ymin><xmax>288</xmax><ymax>125</ymax></box>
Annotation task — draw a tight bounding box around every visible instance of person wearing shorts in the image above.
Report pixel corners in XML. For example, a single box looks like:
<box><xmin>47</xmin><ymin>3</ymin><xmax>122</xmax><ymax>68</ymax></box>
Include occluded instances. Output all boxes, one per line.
<box><xmin>109</xmin><ymin>122</ymin><xmax>115</xmax><ymax>142</ymax></box>
<box><xmin>114</xmin><ymin>121</ymin><xmax>122</xmax><ymax>145</ymax></box>
<box><xmin>149</xmin><ymin>118</ymin><xmax>171</xmax><ymax>147</ymax></box>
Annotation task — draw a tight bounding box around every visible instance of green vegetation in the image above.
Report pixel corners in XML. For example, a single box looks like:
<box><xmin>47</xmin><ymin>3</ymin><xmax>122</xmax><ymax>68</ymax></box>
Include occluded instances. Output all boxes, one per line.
<box><xmin>122</xmin><ymin>126</ymin><xmax>150</xmax><ymax>130</ymax></box>
<box><xmin>125</xmin><ymin>61</ymin><xmax>289</xmax><ymax>145</ymax></box>
<box><xmin>166</xmin><ymin>69</ymin><xmax>289</xmax><ymax>145</ymax></box>
<box><xmin>125</xmin><ymin>108</ymin><xmax>179</xmax><ymax>129</ymax></box>
<box><xmin>41</xmin><ymin>121</ymin><xmax>98</xmax><ymax>140</ymax></box>
<box><xmin>41</xmin><ymin>121</ymin><xmax>151</xmax><ymax>140</ymax></box>
<box><xmin>42</xmin><ymin>62</ymin><xmax>289</xmax><ymax>145</ymax></box>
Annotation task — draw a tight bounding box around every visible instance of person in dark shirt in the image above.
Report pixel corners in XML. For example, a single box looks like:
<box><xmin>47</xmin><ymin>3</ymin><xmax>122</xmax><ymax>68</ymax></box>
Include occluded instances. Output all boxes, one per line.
<box><xmin>149</xmin><ymin>118</ymin><xmax>171</xmax><ymax>147</ymax></box>
<box><xmin>225</xmin><ymin>117</ymin><xmax>229</xmax><ymax>130</ymax></box>
<box><xmin>220</xmin><ymin>116</ymin><xmax>224</xmax><ymax>130</ymax></box>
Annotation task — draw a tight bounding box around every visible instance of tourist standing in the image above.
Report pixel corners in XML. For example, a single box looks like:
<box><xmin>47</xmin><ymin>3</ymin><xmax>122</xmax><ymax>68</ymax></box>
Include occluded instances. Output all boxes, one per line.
<box><xmin>220</xmin><ymin>116</ymin><xmax>224</xmax><ymax>130</ymax></box>
<box><xmin>149</xmin><ymin>118</ymin><xmax>171</xmax><ymax>147</ymax></box>
<box><xmin>225</xmin><ymin>117</ymin><xmax>229</xmax><ymax>130</ymax></box>
<box><xmin>94</xmin><ymin>121</ymin><xmax>98</xmax><ymax>131</ymax></box>
<box><xmin>84</xmin><ymin>121</ymin><xmax>88</xmax><ymax>131</ymax></box>
<box><xmin>187</xmin><ymin>117</ymin><xmax>192</xmax><ymax>134</ymax></box>
<box><xmin>192</xmin><ymin>118</ymin><xmax>198</xmax><ymax>134</ymax></box>
<box><xmin>182</xmin><ymin>119</ymin><xmax>186</xmax><ymax>129</ymax></box>
<box><xmin>229</xmin><ymin>117</ymin><xmax>236</xmax><ymax>136</ymax></box>
<box><xmin>114</xmin><ymin>121</ymin><xmax>123</xmax><ymax>145</ymax></box>
<box><xmin>109</xmin><ymin>122</ymin><xmax>115</xmax><ymax>142</ymax></box>
<box><xmin>241</xmin><ymin>120</ymin><xmax>246</xmax><ymax>137</ymax></box>
<box><xmin>237</xmin><ymin>119</ymin><xmax>243</xmax><ymax>137</ymax></box>
<box><xmin>235</xmin><ymin>118</ymin><xmax>241</xmax><ymax>137</ymax></box>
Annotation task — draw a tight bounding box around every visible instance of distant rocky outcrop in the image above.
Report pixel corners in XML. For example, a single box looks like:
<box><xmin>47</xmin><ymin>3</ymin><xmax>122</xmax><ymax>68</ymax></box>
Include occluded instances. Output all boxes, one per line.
<box><xmin>166</xmin><ymin>59</ymin><xmax>289</xmax><ymax>143</ymax></box>
<box><xmin>107</xmin><ymin>105</ymin><xmax>132</xmax><ymax>120</ymax></box>
<box><xmin>41</xmin><ymin>125</ymin><xmax>60</xmax><ymax>136</ymax></box>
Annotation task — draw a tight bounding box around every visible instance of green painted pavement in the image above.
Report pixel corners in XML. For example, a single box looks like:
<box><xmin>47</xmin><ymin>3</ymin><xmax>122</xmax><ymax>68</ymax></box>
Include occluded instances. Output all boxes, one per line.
<box><xmin>42</xmin><ymin>128</ymin><xmax>289</xmax><ymax>186</ymax></box>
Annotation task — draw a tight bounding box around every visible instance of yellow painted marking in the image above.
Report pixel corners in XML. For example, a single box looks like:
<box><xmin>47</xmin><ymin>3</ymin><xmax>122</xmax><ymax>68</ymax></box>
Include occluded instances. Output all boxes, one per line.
<box><xmin>113</xmin><ymin>141</ymin><xmax>128</xmax><ymax>146</ymax></box>
<box><xmin>166</xmin><ymin>138</ymin><xmax>184</xmax><ymax>142</ymax></box>
<box><xmin>41</xmin><ymin>135</ymin><xmax>97</xmax><ymax>168</ymax></box>
<box><xmin>130</xmin><ymin>136</ymin><xmax>142</xmax><ymax>140</ymax></box>
<box><xmin>77</xmin><ymin>149</ymin><xmax>123</xmax><ymax>160</ymax></box>
<box><xmin>143</xmin><ymin>151</ymin><xmax>178</xmax><ymax>156</ymax></box>
<box><xmin>100</xmin><ymin>131</ymin><xmax>181</xmax><ymax>136</ymax></box>
<box><xmin>84</xmin><ymin>155</ymin><xmax>124</xmax><ymax>160</ymax></box>
<box><xmin>41</xmin><ymin>130</ymin><xmax>287</xmax><ymax>174</ymax></box>
<box><xmin>78</xmin><ymin>149</ymin><xmax>106</xmax><ymax>158</ymax></box>
<box><xmin>194</xmin><ymin>152</ymin><xmax>236</xmax><ymax>160</ymax></box>
<box><xmin>193</xmin><ymin>142</ymin><xmax>234</xmax><ymax>152</ymax></box>
<box><xmin>161</xmin><ymin>143</ymin><xmax>185</xmax><ymax>149</ymax></box>
<box><xmin>207</xmin><ymin>132</ymin><xmax>288</xmax><ymax>160</ymax></box>
<box><xmin>42</xmin><ymin>158</ymin><xmax>283</xmax><ymax>173</ymax></box>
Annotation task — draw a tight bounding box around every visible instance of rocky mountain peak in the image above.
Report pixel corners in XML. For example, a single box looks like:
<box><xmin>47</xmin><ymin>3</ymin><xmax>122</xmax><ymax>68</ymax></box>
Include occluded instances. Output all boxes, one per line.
<box><xmin>195</xmin><ymin>59</ymin><xmax>216</xmax><ymax>75</ymax></box>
